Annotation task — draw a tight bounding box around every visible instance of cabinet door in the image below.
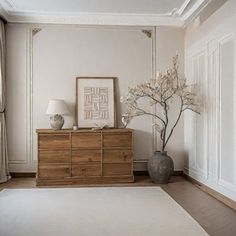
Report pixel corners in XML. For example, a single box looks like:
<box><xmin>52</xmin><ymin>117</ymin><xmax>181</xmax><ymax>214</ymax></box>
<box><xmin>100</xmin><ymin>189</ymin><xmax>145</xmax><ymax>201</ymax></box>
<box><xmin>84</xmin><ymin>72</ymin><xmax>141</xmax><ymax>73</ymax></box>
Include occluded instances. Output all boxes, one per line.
<box><xmin>72</xmin><ymin>133</ymin><xmax>101</xmax><ymax>148</ymax></box>
<box><xmin>39</xmin><ymin>164</ymin><xmax>70</xmax><ymax>178</ymax></box>
<box><xmin>103</xmin><ymin>133</ymin><xmax>132</xmax><ymax>147</ymax></box>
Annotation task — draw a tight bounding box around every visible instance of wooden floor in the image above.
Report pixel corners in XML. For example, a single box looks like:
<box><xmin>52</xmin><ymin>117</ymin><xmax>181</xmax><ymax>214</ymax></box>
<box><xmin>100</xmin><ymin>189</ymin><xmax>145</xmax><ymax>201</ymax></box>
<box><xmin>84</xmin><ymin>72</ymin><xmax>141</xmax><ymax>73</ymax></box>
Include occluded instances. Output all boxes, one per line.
<box><xmin>1</xmin><ymin>175</ymin><xmax>236</xmax><ymax>236</ymax></box>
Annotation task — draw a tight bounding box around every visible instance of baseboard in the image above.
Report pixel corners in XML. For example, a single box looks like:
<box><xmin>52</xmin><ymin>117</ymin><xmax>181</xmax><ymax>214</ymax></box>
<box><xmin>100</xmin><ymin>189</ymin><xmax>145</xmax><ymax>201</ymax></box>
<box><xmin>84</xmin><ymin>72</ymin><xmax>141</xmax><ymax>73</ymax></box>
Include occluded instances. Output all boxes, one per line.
<box><xmin>183</xmin><ymin>173</ymin><xmax>236</xmax><ymax>211</ymax></box>
<box><xmin>10</xmin><ymin>171</ymin><xmax>183</xmax><ymax>178</ymax></box>
<box><xmin>134</xmin><ymin>170</ymin><xmax>183</xmax><ymax>176</ymax></box>
<box><xmin>134</xmin><ymin>171</ymin><xmax>149</xmax><ymax>176</ymax></box>
<box><xmin>172</xmin><ymin>170</ymin><xmax>183</xmax><ymax>176</ymax></box>
<box><xmin>10</xmin><ymin>172</ymin><xmax>36</xmax><ymax>178</ymax></box>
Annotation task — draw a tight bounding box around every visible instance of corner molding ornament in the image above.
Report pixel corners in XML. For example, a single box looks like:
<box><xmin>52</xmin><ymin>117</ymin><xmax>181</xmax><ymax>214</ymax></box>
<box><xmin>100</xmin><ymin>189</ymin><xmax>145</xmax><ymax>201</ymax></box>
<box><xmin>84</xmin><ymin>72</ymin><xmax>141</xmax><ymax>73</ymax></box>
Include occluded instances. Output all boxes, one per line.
<box><xmin>32</xmin><ymin>28</ymin><xmax>42</xmax><ymax>36</ymax></box>
<box><xmin>142</xmin><ymin>30</ymin><xmax>152</xmax><ymax>38</ymax></box>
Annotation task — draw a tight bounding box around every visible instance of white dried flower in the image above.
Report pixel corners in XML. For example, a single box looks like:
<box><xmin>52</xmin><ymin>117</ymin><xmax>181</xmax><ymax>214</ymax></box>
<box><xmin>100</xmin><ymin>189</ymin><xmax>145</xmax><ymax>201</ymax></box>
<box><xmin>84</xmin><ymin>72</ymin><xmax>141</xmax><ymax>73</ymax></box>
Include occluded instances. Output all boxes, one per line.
<box><xmin>121</xmin><ymin>54</ymin><xmax>200</xmax><ymax>152</ymax></box>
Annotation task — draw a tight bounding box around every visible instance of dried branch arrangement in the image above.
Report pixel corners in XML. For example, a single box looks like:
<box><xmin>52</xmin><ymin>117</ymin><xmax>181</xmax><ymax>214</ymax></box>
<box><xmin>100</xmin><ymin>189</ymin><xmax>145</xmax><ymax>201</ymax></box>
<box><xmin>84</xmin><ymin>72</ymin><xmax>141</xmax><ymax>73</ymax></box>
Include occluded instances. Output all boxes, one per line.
<box><xmin>121</xmin><ymin>55</ymin><xmax>200</xmax><ymax>152</ymax></box>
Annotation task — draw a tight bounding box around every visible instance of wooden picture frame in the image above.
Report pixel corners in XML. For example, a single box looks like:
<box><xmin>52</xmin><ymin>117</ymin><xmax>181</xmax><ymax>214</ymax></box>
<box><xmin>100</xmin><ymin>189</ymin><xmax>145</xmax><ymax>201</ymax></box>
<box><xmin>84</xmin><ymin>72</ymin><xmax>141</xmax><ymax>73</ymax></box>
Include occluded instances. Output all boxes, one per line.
<box><xmin>76</xmin><ymin>77</ymin><xmax>116</xmax><ymax>128</ymax></box>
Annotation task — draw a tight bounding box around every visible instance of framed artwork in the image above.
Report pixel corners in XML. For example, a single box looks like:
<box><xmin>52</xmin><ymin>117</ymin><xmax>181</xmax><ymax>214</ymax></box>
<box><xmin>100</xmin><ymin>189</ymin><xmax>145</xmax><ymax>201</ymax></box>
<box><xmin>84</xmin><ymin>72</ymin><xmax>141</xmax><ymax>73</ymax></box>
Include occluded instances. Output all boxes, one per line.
<box><xmin>76</xmin><ymin>77</ymin><xmax>116</xmax><ymax>128</ymax></box>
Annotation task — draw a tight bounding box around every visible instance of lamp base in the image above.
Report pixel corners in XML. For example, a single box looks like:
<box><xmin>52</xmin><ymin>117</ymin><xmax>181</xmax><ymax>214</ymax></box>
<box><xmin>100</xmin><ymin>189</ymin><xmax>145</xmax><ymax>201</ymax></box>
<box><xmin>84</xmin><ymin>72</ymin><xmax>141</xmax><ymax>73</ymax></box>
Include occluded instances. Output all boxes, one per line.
<box><xmin>49</xmin><ymin>114</ymin><xmax>64</xmax><ymax>130</ymax></box>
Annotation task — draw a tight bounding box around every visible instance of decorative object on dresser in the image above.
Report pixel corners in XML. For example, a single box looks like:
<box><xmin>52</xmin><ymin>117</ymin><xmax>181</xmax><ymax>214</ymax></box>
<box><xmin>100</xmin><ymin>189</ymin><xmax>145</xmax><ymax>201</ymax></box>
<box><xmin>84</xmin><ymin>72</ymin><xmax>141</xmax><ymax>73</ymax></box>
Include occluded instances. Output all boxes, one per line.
<box><xmin>46</xmin><ymin>99</ymin><xmax>69</xmax><ymax>130</ymax></box>
<box><xmin>36</xmin><ymin>128</ymin><xmax>134</xmax><ymax>186</ymax></box>
<box><xmin>76</xmin><ymin>77</ymin><xmax>116</xmax><ymax>128</ymax></box>
<box><xmin>121</xmin><ymin>55</ymin><xmax>201</xmax><ymax>184</ymax></box>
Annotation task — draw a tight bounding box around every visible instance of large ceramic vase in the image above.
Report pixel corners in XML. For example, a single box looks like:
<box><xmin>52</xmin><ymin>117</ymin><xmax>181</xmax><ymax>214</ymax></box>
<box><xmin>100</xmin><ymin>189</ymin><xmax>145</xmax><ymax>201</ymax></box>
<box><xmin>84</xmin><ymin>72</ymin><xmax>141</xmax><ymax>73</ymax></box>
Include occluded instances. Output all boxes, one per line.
<box><xmin>148</xmin><ymin>151</ymin><xmax>174</xmax><ymax>184</ymax></box>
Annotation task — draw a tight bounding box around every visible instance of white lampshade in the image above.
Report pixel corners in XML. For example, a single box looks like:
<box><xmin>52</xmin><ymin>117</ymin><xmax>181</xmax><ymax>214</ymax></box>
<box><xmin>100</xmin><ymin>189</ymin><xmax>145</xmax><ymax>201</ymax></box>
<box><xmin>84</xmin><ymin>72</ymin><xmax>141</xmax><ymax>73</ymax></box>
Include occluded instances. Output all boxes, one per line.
<box><xmin>46</xmin><ymin>99</ymin><xmax>69</xmax><ymax>115</ymax></box>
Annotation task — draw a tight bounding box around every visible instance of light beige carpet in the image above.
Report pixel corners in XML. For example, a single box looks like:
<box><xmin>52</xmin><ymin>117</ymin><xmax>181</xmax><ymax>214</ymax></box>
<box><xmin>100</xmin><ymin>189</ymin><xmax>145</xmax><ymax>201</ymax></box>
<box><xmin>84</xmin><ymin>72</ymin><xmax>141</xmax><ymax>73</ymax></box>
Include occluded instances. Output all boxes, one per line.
<box><xmin>0</xmin><ymin>187</ymin><xmax>208</xmax><ymax>236</ymax></box>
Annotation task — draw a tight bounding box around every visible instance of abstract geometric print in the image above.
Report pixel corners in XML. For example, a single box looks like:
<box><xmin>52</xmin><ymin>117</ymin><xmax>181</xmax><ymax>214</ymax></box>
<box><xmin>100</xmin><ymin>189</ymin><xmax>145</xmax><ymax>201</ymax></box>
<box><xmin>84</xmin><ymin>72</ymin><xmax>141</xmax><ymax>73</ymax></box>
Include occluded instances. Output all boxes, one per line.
<box><xmin>84</xmin><ymin>87</ymin><xmax>109</xmax><ymax>120</ymax></box>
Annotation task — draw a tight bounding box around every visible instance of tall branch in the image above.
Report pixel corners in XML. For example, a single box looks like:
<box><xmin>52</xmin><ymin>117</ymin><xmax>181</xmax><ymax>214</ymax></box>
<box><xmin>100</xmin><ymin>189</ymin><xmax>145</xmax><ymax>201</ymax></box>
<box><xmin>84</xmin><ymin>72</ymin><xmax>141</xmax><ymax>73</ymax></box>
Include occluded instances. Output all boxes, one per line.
<box><xmin>161</xmin><ymin>101</ymin><xmax>169</xmax><ymax>151</ymax></box>
<box><xmin>135</xmin><ymin>107</ymin><xmax>166</xmax><ymax>125</ymax></box>
<box><xmin>163</xmin><ymin>97</ymin><xmax>183</xmax><ymax>150</ymax></box>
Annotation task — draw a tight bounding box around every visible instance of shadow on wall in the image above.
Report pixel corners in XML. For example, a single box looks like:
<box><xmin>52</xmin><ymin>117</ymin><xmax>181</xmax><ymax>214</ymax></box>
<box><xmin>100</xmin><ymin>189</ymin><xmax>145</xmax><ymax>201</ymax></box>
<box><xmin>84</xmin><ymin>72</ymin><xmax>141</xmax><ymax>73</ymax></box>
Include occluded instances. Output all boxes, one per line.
<box><xmin>183</xmin><ymin>150</ymin><xmax>189</xmax><ymax>172</ymax></box>
<box><xmin>133</xmin><ymin>129</ymin><xmax>153</xmax><ymax>160</ymax></box>
<box><xmin>115</xmin><ymin>77</ymin><xmax>122</xmax><ymax>128</ymax></box>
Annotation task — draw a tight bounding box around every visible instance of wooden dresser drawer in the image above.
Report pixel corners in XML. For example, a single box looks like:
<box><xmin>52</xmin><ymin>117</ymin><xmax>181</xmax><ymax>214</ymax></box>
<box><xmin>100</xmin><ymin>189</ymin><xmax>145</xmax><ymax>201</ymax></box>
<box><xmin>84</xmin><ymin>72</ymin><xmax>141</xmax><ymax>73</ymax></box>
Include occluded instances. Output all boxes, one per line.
<box><xmin>39</xmin><ymin>134</ymin><xmax>70</xmax><ymax>149</ymax></box>
<box><xmin>36</xmin><ymin>128</ymin><xmax>134</xmax><ymax>186</ymax></box>
<box><xmin>103</xmin><ymin>163</ymin><xmax>132</xmax><ymax>176</ymax></box>
<box><xmin>72</xmin><ymin>150</ymin><xmax>101</xmax><ymax>163</ymax></box>
<box><xmin>103</xmin><ymin>150</ymin><xmax>132</xmax><ymax>163</ymax></box>
<box><xmin>39</xmin><ymin>164</ymin><xmax>70</xmax><ymax>178</ymax></box>
<box><xmin>72</xmin><ymin>164</ymin><xmax>101</xmax><ymax>177</ymax></box>
<box><xmin>72</xmin><ymin>133</ymin><xmax>101</xmax><ymax>148</ymax></box>
<box><xmin>39</xmin><ymin>150</ymin><xmax>70</xmax><ymax>163</ymax></box>
<box><xmin>103</xmin><ymin>133</ymin><xmax>132</xmax><ymax>147</ymax></box>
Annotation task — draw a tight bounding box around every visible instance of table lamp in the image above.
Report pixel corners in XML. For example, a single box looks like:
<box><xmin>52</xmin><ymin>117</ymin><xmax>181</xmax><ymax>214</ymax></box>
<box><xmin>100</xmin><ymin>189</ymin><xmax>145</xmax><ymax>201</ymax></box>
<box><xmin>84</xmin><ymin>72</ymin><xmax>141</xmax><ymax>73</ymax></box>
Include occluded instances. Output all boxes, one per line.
<box><xmin>46</xmin><ymin>99</ymin><xmax>69</xmax><ymax>130</ymax></box>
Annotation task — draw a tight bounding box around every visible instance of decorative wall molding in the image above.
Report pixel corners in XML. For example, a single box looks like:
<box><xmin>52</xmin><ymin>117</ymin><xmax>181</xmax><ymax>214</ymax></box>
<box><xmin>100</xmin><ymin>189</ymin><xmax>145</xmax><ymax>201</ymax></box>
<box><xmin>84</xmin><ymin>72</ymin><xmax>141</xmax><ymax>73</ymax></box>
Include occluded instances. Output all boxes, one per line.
<box><xmin>187</xmin><ymin>47</ymin><xmax>208</xmax><ymax>181</ymax></box>
<box><xmin>1</xmin><ymin>12</ymin><xmax>184</xmax><ymax>27</ymax></box>
<box><xmin>26</xmin><ymin>27</ymin><xmax>35</xmax><ymax>163</ymax></box>
<box><xmin>0</xmin><ymin>0</ymin><xmax>211</xmax><ymax>27</ymax></box>
<box><xmin>142</xmin><ymin>30</ymin><xmax>152</xmax><ymax>38</ymax></box>
<box><xmin>32</xmin><ymin>28</ymin><xmax>42</xmax><ymax>36</ymax></box>
<box><xmin>175</xmin><ymin>0</ymin><xmax>191</xmax><ymax>17</ymax></box>
<box><xmin>207</xmin><ymin>39</ymin><xmax>219</xmax><ymax>183</ymax></box>
<box><xmin>181</xmin><ymin>0</ymin><xmax>210</xmax><ymax>27</ymax></box>
<box><xmin>151</xmin><ymin>27</ymin><xmax>157</xmax><ymax>153</ymax></box>
<box><xmin>26</xmin><ymin>25</ymin><xmax>156</xmax><ymax>165</ymax></box>
<box><xmin>8</xmin><ymin>160</ymin><xmax>27</xmax><ymax>164</ymax></box>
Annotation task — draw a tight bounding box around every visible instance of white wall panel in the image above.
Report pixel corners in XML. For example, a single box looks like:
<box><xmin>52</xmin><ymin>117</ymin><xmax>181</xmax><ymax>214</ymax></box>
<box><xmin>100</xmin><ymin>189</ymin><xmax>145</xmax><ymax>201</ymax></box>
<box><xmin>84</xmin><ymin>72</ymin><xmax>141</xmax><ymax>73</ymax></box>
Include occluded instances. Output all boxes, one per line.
<box><xmin>185</xmin><ymin>0</ymin><xmax>236</xmax><ymax>200</ymax></box>
<box><xmin>196</xmin><ymin>53</ymin><xmax>207</xmax><ymax>177</ymax></box>
<box><xmin>207</xmin><ymin>40</ymin><xmax>219</xmax><ymax>181</ymax></box>
<box><xmin>218</xmin><ymin>35</ymin><xmax>235</xmax><ymax>188</ymax></box>
<box><xmin>185</xmin><ymin>49</ymin><xmax>208</xmax><ymax>181</ymax></box>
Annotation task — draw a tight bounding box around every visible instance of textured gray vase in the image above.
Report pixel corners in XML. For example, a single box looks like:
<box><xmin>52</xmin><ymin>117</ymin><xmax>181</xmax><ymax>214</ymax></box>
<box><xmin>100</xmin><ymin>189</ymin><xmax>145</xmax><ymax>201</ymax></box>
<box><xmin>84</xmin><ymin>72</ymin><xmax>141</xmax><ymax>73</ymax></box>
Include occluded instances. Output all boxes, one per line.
<box><xmin>148</xmin><ymin>151</ymin><xmax>174</xmax><ymax>184</ymax></box>
<box><xmin>50</xmin><ymin>114</ymin><xmax>64</xmax><ymax>130</ymax></box>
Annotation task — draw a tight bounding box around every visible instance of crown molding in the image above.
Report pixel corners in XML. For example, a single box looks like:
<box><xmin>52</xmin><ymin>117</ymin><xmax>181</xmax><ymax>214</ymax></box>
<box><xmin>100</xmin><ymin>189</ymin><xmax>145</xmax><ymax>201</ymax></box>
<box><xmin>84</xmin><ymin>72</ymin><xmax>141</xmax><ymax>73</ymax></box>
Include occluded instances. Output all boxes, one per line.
<box><xmin>182</xmin><ymin>0</ymin><xmax>210</xmax><ymax>22</ymax></box>
<box><xmin>174</xmin><ymin>0</ymin><xmax>191</xmax><ymax>17</ymax></box>
<box><xmin>0</xmin><ymin>0</ymin><xmax>211</xmax><ymax>27</ymax></box>
<box><xmin>0</xmin><ymin>11</ymin><xmax>185</xmax><ymax>27</ymax></box>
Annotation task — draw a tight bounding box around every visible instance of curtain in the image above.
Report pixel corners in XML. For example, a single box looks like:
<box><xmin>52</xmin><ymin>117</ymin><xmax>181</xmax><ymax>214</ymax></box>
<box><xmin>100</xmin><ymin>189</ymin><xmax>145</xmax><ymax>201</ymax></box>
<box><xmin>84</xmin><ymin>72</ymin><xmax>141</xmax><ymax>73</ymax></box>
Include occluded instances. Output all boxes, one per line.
<box><xmin>0</xmin><ymin>20</ymin><xmax>10</xmax><ymax>183</ymax></box>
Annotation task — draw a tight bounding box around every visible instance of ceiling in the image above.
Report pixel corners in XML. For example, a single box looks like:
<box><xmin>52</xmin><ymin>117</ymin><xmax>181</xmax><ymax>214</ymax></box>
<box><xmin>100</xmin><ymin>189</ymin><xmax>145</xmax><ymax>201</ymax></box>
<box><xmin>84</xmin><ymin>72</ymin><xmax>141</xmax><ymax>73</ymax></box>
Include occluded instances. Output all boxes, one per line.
<box><xmin>0</xmin><ymin>0</ymin><xmax>215</xmax><ymax>27</ymax></box>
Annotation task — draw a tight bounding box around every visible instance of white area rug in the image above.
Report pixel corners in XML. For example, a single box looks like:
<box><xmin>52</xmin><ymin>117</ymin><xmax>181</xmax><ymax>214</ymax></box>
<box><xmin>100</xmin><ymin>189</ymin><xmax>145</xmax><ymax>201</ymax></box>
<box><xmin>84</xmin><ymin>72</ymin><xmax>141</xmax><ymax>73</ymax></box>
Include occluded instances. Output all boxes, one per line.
<box><xmin>0</xmin><ymin>187</ymin><xmax>208</xmax><ymax>236</ymax></box>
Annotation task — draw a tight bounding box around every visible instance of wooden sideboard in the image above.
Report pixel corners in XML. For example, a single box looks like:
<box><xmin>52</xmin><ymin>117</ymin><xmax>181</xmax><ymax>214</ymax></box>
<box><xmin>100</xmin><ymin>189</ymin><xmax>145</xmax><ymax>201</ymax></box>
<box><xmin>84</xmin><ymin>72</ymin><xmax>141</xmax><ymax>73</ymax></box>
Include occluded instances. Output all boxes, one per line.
<box><xmin>36</xmin><ymin>128</ymin><xmax>134</xmax><ymax>186</ymax></box>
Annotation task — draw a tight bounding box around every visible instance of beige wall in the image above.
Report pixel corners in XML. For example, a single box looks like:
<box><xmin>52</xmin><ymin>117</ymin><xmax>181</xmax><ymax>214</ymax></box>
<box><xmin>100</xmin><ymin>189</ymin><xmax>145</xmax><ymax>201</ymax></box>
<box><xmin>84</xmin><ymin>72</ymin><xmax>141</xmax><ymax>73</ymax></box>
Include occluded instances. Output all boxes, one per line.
<box><xmin>184</xmin><ymin>0</ymin><xmax>236</xmax><ymax>201</ymax></box>
<box><xmin>5</xmin><ymin>1</ymin><xmax>235</xmax><ymax>201</ymax></box>
<box><xmin>6</xmin><ymin>24</ymin><xmax>185</xmax><ymax>172</ymax></box>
